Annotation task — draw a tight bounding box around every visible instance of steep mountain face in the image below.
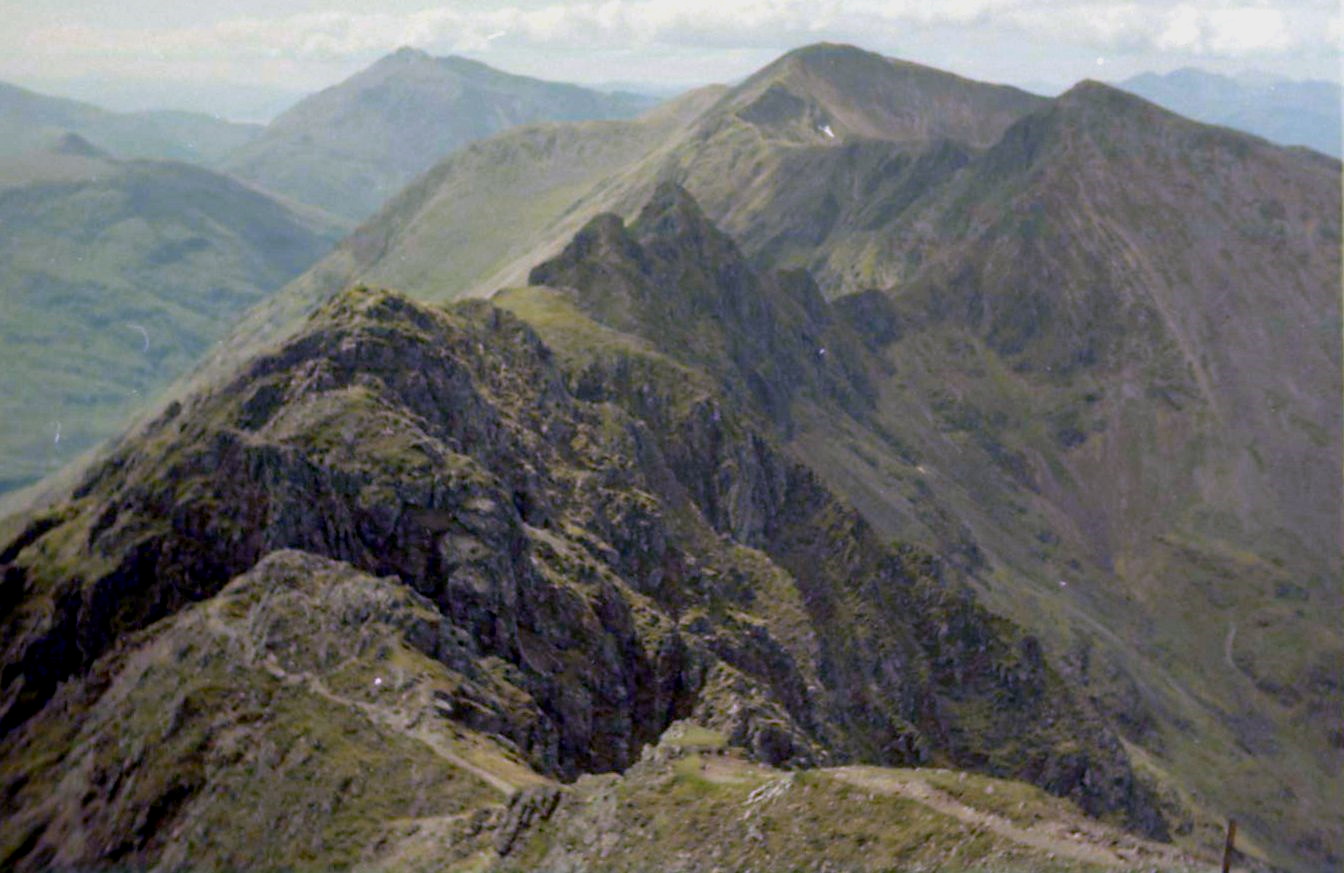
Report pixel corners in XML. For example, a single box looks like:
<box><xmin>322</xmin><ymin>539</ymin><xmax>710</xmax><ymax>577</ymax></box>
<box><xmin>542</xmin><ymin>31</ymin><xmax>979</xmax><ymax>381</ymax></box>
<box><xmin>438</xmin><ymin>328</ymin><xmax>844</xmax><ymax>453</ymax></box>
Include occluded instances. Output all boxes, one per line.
<box><xmin>883</xmin><ymin>79</ymin><xmax>1340</xmax><ymax>564</ymax></box>
<box><xmin>0</xmin><ymin>191</ymin><xmax>1174</xmax><ymax>869</ymax></box>
<box><xmin>1</xmin><ymin>550</ymin><xmax>506</xmax><ymax>870</ymax></box>
<box><xmin>220</xmin><ymin>48</ymin><xmax>657</xmax><ymax>224</ymax></box>
<box><xmin>1119</xmin><ymin>68</ymin><xmax>1341</xmax><ymax>157</ymax></box>
<box><xmin>777</xmin><ymin>82</ymin><xmax>1343</xmax><ymax>871</ymax></box>
<box><xmin>178</xmin><ymin>43</ymin><xmax>1341</xmax><ymax>871</ymax></box>
<box><xmin>0</xmin><ymin>80</ymin><xmax>262</xmax><ymax>163</ymax></box>
<box><xmin>526</xmin><ymin>183</ymin><xmax>875</xmax><ymax>431</ymax></box>
<box><xmin>0</xmin><ymin>143</ymin><xmax>342</xmax><ymax>494</ymax></box>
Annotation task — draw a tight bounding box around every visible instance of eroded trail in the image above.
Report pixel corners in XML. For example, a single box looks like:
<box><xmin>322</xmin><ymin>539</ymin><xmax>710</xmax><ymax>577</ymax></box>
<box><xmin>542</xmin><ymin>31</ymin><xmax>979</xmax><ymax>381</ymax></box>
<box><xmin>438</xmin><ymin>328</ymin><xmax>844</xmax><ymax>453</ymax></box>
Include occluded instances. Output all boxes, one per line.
<box><xmin>262</xmin><ymin>655</ymin><xmax>521</xmax><ymax>797</ymax></box>
<box><xmin>204</xmin><ymin>598</ymin><xmax>524</xmax><ymax>797</ymax></box>
<box><xmin>828</xmin><ymin>766</ymin><xmax>1201</xmax><ymax>871</ymax></box>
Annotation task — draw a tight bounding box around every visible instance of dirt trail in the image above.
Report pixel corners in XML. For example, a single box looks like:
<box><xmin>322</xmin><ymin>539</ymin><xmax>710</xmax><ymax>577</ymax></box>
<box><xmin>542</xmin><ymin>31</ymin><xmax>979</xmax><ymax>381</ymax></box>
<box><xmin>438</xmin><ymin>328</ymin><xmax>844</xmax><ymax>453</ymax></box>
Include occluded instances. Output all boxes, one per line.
<box><xmin>203</xmin><ymin>599</ymin><xmax>522</xmax><ymax>797</ymax></box>
<box><xmin>828</xmin><ymin>766</ymin><xmax>1201</xmax><ymax>871</ymax></box>
<box><xmin>264</xmin><ymin>656</ymin><xmax>520</xmax><ymax>796</ymax></box>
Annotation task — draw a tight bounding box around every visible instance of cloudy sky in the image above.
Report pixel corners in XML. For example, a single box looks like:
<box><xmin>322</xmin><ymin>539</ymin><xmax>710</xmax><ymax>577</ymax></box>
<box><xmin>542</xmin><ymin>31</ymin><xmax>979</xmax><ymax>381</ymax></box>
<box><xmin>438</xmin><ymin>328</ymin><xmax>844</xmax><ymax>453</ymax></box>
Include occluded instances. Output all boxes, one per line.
<box><xmin>5</xmin><ymin>1</ymin><xmax>1340</xmax><ymax>118</ymax></box>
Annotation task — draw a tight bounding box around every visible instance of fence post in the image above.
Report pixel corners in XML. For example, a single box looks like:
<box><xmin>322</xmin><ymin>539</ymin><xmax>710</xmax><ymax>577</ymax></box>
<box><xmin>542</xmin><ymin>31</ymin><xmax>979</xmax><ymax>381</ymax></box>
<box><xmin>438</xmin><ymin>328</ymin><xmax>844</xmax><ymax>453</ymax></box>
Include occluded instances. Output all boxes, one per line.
<box><xmin>1221</xmin><ymin>819</ymin><xmax>1237</xmax><ymax>873</ymax></box>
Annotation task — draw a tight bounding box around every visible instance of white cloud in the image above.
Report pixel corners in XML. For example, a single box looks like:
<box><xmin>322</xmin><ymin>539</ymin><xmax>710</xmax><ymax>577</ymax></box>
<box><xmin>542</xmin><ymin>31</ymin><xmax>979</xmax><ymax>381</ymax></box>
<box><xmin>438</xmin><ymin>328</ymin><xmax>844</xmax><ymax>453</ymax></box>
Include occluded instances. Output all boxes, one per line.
<box><xmin>7</xmin><ymin>0</ymin><xmax>1336</xmax><ymax>96</ymax></box>
<box><xmin>23</xmin><ymin>0</ymin><xmax>1333</xmax><ymax>64</ymax></box>
<box><xmin>1154</xmin><ymin>4</ymin><xmax>1292</xmax><ymax>53</ymax></box>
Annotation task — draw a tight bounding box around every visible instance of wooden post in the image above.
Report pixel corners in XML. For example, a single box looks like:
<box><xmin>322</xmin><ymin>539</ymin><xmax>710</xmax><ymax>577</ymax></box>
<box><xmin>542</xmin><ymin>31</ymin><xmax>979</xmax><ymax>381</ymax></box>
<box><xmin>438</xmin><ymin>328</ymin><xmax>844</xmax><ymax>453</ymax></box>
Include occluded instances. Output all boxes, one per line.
<box><xmin>1222</xmin><ymin>819</ymin><xmax>1237</xmax><ymax>873</ymax></box>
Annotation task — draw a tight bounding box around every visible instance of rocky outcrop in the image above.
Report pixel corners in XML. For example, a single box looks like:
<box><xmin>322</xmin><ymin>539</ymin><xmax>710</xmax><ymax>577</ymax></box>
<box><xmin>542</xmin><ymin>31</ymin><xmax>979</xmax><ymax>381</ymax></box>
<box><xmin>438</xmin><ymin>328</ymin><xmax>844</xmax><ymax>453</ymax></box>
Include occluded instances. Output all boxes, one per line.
<box><xmin>530</xmin><ymin>183</ymin><xmax>876</xmax><ymax>432</ymax></box>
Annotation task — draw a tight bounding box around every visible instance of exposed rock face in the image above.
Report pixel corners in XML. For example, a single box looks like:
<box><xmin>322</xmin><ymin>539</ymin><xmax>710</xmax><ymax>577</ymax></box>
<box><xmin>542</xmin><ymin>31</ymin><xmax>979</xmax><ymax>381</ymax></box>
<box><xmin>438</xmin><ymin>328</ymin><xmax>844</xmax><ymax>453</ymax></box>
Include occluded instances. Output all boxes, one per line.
<box><xmin>1</xmin><ymin>190</ymin><xmax>1166</xmax><ymax>867</ymax></box>
<box><xmin>529</xmin><ymin>182</ymin><xmax>874</xmax><ymax>432</ymax></box>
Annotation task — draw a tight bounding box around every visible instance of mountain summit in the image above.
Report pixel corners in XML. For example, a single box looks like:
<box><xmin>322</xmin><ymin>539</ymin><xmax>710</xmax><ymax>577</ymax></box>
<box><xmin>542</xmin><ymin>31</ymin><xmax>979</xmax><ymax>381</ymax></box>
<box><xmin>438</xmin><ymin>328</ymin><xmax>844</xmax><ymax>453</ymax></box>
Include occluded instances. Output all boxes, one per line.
<box><xmin>220</xmin><ymin>49</ymin><xmax>657</xmax><ymax>223</ymax></box>
<box><xmin>717</xmin><ymin>43</ymin><xmax>1044</xmax><ymax>147</ymax></box>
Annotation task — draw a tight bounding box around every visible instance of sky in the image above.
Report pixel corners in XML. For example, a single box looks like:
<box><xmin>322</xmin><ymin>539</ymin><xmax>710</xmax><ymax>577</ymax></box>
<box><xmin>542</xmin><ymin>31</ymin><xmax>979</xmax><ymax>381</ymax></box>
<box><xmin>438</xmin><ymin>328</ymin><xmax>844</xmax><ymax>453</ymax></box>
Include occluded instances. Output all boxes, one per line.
<box><xmin>4</xmin><ymin>0</ymin><xmax>1340</xmax><ymax>119</ymax></box>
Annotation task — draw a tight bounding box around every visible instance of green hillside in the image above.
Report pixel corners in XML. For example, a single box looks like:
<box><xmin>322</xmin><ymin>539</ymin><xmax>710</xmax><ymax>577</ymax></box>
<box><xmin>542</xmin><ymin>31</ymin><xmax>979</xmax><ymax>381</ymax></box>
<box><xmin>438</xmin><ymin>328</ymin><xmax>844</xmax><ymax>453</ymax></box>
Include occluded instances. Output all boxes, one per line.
<box><xmin>3</xmin><ymin>255</ymin><xmax>1182</xmax><ymax>867</ymax></box>
<box><xmin>0</xmin><ymin>142</ymin><xmax>341</xmax><ymax>493</ymax></box>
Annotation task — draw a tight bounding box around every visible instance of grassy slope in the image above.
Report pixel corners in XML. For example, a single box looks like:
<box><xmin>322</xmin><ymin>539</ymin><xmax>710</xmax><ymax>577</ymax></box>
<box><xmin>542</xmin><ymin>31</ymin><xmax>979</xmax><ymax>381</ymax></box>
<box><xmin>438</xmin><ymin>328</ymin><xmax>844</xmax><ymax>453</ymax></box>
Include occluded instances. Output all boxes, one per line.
<box><xmin>0</xmin><ymin>550</ymin><xmax>521</xmax><ymax>871</ymax></box>
<box><xmin>167</xmin><ymin>84</ymin><xmax>727</xmax><ymax>399</ymax></box>
<box><xmin>504</xmin><ymin>729</ymin><xmax>1209</xmax><ymax>873</ymax></box>
<box><xmin>0</xmin><ymin>152</ymin><xmax>341</xmax><ymax>492</ymax></box>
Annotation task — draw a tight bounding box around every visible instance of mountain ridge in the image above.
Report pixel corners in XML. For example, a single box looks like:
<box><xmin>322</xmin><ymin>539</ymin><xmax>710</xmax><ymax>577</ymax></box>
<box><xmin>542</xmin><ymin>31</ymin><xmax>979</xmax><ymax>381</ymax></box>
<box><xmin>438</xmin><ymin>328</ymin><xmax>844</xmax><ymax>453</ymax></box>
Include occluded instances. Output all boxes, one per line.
<box><xmin>0</xmin><ymin>194</ymin><xmax>1180</xmax><ymax>865</ymax></box>
<box><xmin>1118</xmin><ymin>67</ymin><xmax>1341</xmax><ymax>157</ymax></box>
<box><xmin>0</xmin><ymin>79</ymin><xmax>263</xmax><ymax>164</ymax></box>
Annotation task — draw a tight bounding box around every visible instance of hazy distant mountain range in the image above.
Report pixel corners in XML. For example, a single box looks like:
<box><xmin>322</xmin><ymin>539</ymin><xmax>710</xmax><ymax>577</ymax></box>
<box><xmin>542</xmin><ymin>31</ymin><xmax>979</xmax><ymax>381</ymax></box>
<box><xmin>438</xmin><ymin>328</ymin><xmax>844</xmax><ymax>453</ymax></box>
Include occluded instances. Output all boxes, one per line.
<box><xmin>0</xmin><ymin>44</ymin><xmax>1338</xmax><ymax>873</ymax></box>
<box><xmin>0</xmin><ymin>81</ymin><xmax>263</xmax><ymax>165</ymax></box>
<box><xmin>1119</xmin><ymin>67</ymin><xmax>1341</xmax><ymax>157</ymax></box>
<box><xmin>10</xmin><ymin>76</ymin><xmax>308</xmax><ymax>125</ymax></box>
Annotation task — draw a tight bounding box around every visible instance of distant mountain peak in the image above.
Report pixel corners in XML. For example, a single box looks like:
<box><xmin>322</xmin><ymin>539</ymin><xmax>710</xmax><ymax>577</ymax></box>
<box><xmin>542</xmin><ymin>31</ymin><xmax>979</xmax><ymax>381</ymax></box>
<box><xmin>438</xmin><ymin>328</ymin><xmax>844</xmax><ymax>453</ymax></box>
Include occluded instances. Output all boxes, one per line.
<box><xmin>748</xmin><ymin>41</ymin><xmax>904</xmax><ymax>102</ymax></box>
<box><xmin>777</xmin><ymin>41</ymin><xmax>885</xmax><ymax>69</ymax></box>
<box><xmin>221</xmin><ymin>51</ymin><xmax>656</xmax><ymax>223</ymax></box>
<box><xmin>719</xmin><ymin>41</ymin><xmax>1043</xmax><ymax>147</ymax></box>
<box><xmin>1052</xmin><ymin>78</ymin><xmax>1170</xmax><ymax>125</ymax></box>
<box><xmin>49</xmin><ymin>131</ymin><xmax>108</xmax><ymax>158</ymax></box>
<box><xmin>1058</xmin><ymin>78</ymin><xmax>1135</xmax><ymax>100</ymax></box>
<box><xmin>386</xmin><ymin>45</ymin><xmax>432</xmax><ymax>63</ymax></box>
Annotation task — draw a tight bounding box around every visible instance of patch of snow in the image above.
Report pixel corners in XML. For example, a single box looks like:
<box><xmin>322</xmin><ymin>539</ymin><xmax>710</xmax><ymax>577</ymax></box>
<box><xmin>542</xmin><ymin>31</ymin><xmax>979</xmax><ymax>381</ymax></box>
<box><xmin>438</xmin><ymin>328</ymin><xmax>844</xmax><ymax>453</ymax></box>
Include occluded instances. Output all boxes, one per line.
<box><xmin>819</xmin><ymin>124</ymin><xmax>835</xmax><ymax>139</ymax></box>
